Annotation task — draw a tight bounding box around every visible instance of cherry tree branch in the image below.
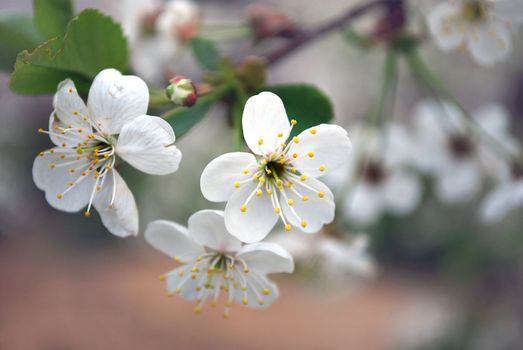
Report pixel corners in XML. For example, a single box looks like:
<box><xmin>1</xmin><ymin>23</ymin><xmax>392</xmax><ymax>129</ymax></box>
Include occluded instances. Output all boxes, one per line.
<box><xmin>263</xmin><ymin>0</ymin><xmax>389</xmax><ymax>65</ymax></box>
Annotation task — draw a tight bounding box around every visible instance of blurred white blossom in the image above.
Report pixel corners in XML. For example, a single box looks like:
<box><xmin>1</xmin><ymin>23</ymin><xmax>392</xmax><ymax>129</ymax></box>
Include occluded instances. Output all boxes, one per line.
<box><xmin>121</xmin><ymin>0</ymin><xmax>200</xmax><ymax>83</ymax></box>
<box><xmin>327</xmin><ymin>123</ymin><xmax>422</xmax><ymax>226</ymax></box>
<box><xmin>411</xmin><ymin>99</ymin><xmax>518</xmax><ymax>205</ymax></box>
<box><xmin>270</xmin><ymin>232</ymin><xmax>377</xmax><ymax>280</ymax></box>
<box><xmin>427</xmin><ymin>0</ymin><xmax>523</xmax><ymax>66</ymax></box>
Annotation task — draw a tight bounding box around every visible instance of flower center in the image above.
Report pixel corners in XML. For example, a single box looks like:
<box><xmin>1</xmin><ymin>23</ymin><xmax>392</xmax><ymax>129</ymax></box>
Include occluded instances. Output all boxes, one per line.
<box><xmin>38</xmin><ymin>120</ymin><xmax>118</xmax><ymax>216</ymax></box>
<box><xmin>363</xmin><ymin>161</ymin><xmax>387</xmax><ymax>185</ymax></box>
<box><xmin>510</xmin><ymin>163</ymin><xmax>523</xmax><ymax>180</ymax></box>
<box><xmin>448</xmin><ymin>134</ymin><xmax>475</xmax><ymax>159</ymax></box>
<box><xmin>233</xmin><ymin>121</ymin><xmax>328</xmax><ymax>232</ymax></box>
<box><xmin>162</xmin><ymin>252</ymin><xmax>271</xmax><ymax>318</ymax></box>
<box><xmin>461</xmin><ymin>0</ymin><xmax>488</xmax><ymax>22</ymax></box>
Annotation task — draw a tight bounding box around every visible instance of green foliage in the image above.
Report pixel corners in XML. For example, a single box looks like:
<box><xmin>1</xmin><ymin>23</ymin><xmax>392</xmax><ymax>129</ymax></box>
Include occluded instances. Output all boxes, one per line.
<box><xmin>190</xmin><ymin>37</ymin><xmax>221</xmax><ymax>71</ymax></box>
<box><xmin>0</xmin><ymin>13</ymin><xmax>42</xmax><ymax>71</ymax></box>
<box><xmin>162</xmin><ymin>85</ymin><xmax>230</xmax><ymax>139</ymax></box>
<box><xmin>10</xmin><ymin>9</ymin><xmax>128</xmax><ymax>95</ymax></box>
<box><xmin>33</xmin><ymin>0</ymin><xmax>74</xmax><ymax>39</ymax></box>
<box><xmin>262</xmin><ymin>84</ymin><xmax>334</xmax><ymax>136</ymax></box>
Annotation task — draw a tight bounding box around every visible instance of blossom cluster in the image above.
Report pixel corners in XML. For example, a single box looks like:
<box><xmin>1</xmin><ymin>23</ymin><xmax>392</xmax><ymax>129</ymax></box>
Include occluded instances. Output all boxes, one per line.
<box><xmin>33</xmin><ymin>69</ymin><xmax>354</xmax><ymax>315</ymax></box>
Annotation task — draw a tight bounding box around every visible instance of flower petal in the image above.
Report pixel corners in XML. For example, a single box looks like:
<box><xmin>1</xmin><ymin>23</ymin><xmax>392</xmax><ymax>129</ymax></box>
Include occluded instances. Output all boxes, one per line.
<box><xmin>87</xmin><ymin>69</ymin><xmax>149</xmax><ymax>134</ymax></box>
<box><xmin>93</xmin><ymin>170</ymin><xmax>139</xmax><ymax>237</ymax></box>
<box><xmin>237</xmin><ymin>242</ymin><xmax>294</xmax><ymax>275</ymax></box>
<box><xmin>200</xmin><ymin>152</ymin><xmax>257</xmax><ymax>202</ymax></box>
<box><xmin>242</xmin><ymin>92</ymin><xmax>291</xmax><ymax>155</ymax></box>
<box><xmin>33</xmin><ymin>151</ymin><xmax>96</xmax><ymax>212</ymax></box>
<box><xmin>428</xmin><ymin>2</ymin><xmax>465</xmax><ymax>50</ymax></box>
<box><xmin>289</xmin><ymin>124</ymin><xmax>351</xmax><ymax>178</ymax></box>
<box><xmin>466</xmin><ymin>20</ymin><xmax>512</xmax><ymax>67</ymax></box>
<box><xmin>145</xmin><ymin>220</ymin><xmax>205</xmax><ymax>261</ymax></box>
<box><xmin>116</xmin><ymin>115</ymin><xmax>182</xmax><ymax>175</ymax></box>
<box><xmin>53</xmin><ymin>79</ymin><xmax>90</xmax><ymax>129</ymax></box>
<box><xmin>383</xmin><ymin>170</ymin><xmax>422</xmax><ymax>216</ymax></box>
<box><xmin>344</xmin><ymin>182</ymin><xmax>383</xmax><ymax>225</ymax></box>
<box><xmin>187</xmin><ymin>210</ymin><xmax>242</xmax><ymax>253</ymax></box>
<box><xmin>224</xmin><ymin>181</ymin><xmax>278</xmax><ymax>243</ymax></box>
<box><xmin>280</xmin><ymin>177</ymin><xmax>335</xmax><ymax>233</ymax></box>
<box><xmin>436</xmin><ymin>159</ymin><xmax>482</xmax><ymax>204</ymax></box>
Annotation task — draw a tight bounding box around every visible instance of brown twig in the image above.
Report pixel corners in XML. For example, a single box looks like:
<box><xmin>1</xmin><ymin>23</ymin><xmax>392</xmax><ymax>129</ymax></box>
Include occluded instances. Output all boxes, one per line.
<box><xmin>263</xmin><ymin>0</ymin><xmax>389</xmax><ymax>65</ymax></box>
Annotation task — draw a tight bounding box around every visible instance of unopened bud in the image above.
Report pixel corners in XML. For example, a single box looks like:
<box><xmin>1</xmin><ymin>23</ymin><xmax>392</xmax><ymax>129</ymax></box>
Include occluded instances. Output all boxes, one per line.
<box><xmin>166</xmin><ymin>76</ymin><xmax>197</xmax><ymax>107</ymax></box>
<box><xmin>236</xmin><ymin>56</ymin><xmax>267</xmax><ymax>91</ymax></box>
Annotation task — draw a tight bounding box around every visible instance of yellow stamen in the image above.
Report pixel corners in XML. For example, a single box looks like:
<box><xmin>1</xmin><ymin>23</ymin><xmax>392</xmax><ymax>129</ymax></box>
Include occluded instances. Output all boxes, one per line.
<box><xmin>310</xmin><ymin>128</ymin><xmax>317</xmax><ymax>135</ymax></box>
<box><xmin>307</xmin><ymin>151</ymin><xmax>315</xmax><ymax>158</ymax></box>
<box><xmin>234</xmin><ymin>181</ymin><xmax>240</xmax><ymax>188</ymax></box>
<box><xmin>318</xmin><ymin>192</ymin><xmax>325</xmax><ymax>198</ymax></box>
<box><xmin>284</xmin><ymin>224</ymin><xmax>292</xmax><ymax>232</ymax></box>
<box><xmin>240</xmin><ymin>204</ymin><xmax>247</xmax><ymax>212</ymax></box>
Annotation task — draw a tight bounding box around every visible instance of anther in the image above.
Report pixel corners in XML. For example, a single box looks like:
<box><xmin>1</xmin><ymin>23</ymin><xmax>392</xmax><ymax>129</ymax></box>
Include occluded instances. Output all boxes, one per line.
<box><xmin>37</xmin><ymin>128</ymin><xmax>44</xmax><ymax>133</ymax></box>
<box><xmin>84</xmin><ymin>211</ymin><xmax>91</xmax><ymax>217</ymax></box>
<box><xmin>302</xmin><ymin>195</ymin><xmax>309</xmax><ymax>201</ymax></box>
<box><xmin>310</xmin><ymin>128</ymin><xmax>317</xmax><ymax>135</ymax></box>
<box><xmin>159</xmin><ymin>274</ymin><xmax>166</xmax><ymax>281</ymax></box>
<box><xmin>318</xmin><ymin>192</ymin><xmax>325</xmax><ymax>198</ymax></box>
<box><xmin>307</xmin><ymin>151</ymin><xmax>315</xmax><ymax>158</ymax></box>
<box><xmin>258</xmin><ymin>299</ymin><xmax>265</xmax><ymax>306</ymax></box>
<box><xmin>300</xmin><ymin>220</ymin><xmax>308</xmax><ymax>228</ymax></box>
<box><xmin>107</xmin><ymin>203</ymin><xmax>113</xmax><ymax>209</ymax></box>
<box><xmin>243</xmin><ymin>168</ymin><xmax>249</xmax><ymax>174</ymax></box>
<box><xmin>262</xmin><ymin>288</ymin><xmax>270</xmax><ymax>295</ymax></box>
<box><xmin>300</xmin><ymin>175</ymin><xmax>307</xmax><ymax>181</ymax></box>
<box><xmin>274</xmin><ymin>207</ymin><xmax>281</xmax><ymax>214</ymax></box>
<box><xmin>319</xmin><ymin>164</ymin><xmax>326</xmax><ymax>172</ymax></box>
<box><xmin>284</xmin><ymin>224</ymin><xmax>292</xmax><ymax>232</ymax></box>
<box><xmin>240</xmin><ymin>204</ymin><xmax>247</xmax><ymax>212</ymax></box>
<box><xmin>293</xmin><ymin>136</ymin><xmax>300</xmax><ymax>143</ymax></box>
<box><xmin>291</xmin><ymin>119</ymin><xmax>297</xmax><ymax>125</ymax></box>
<box><xmin>173</xmin><ymin>256</ymin><xmax>181</xmax><ymax>262</ymax></box>
<box><xmin>292</xmin><ymin>153</ymin><xmax>298</xmax><ymax>158</ymax></box>
<box><xmin>56</xmin><ymin>194</ymin><xmax>63</xmax><ymax>199</ymax></box>
<box><xmin>277</xmin><ymin>132</ymin><xmax>283</xmax><ymax>137</ymax></box>
<box><xmin>234</xmin><ymin>181</ymin><xmax>240</xmax><ymax>188</ymax></box>
<box><xmin>287</xmin><ymin>199</ymin><xmax>294</xmax><ymax>206</ymax></box>
<box><xmin>256</xmin><ymin>189</ymin><xmax>263</xmax><ymax>196</ymax></box>
<box><xmin>258</xmin><ymin>138</ymin><xmax>264</xmax><ymax>145</ymax></box>
<box><xmin>242</xmin><ymin>297</ymin><xmax>249</xmax><ymax>305</ymax></box>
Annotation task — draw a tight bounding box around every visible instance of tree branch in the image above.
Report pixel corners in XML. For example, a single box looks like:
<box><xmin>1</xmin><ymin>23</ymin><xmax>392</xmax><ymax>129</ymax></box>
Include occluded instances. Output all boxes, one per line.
<box><xmin>264</xmin><ymin>0</ymin><xmax>388</xmax><ymax>65</ymax></box>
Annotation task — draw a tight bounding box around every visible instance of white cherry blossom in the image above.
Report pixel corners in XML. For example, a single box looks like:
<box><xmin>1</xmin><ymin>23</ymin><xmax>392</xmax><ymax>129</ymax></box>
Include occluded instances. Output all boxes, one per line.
<box><xmin>480</xmin><ymin>162</ymin><xmax>523</xmax><ymax>222</ymax></box>
<box><xmin>33</xmin><ymin>69</ymin><xmax>182</xmax><ymax>237</ymax></box>
<box><xmin>145</xmin><ymin>210</ymin><xmax>294</xmax><ymax>317</ymax></box>
<box><xmin>120</xmin><ymin>0</ymin><xmax>200</xmax><ymax>83</ymax></box>
<box><xmin>428</xmin><ymin>0</ymin><xmax>523</xmax><ymax>66</ymax></box>
<box><xmin>326</xmin><ymin>123</ymin><xmax>422</xmax><ymax>226</ymax></box>
<box><xmin>200</xmin><ymin>92</ymin><xmax>352</xmax><ymax>243</ymax></box>
<box><xmin>411</xmin><ymin>99</ymin><xmax>518</xmax><ymax>205</ymax></box>
<box><xmin>271</xmin><ymin>233</ymin><xmax>376</xmax><ymax>280</ymax></box>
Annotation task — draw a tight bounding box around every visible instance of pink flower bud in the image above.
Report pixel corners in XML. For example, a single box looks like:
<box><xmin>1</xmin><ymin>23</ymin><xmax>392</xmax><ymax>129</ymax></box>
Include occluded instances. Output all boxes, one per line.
<box><xmin>166</xmin><ymin>76</ymin><xmax>197</xmax><ymax>107</ymax></box>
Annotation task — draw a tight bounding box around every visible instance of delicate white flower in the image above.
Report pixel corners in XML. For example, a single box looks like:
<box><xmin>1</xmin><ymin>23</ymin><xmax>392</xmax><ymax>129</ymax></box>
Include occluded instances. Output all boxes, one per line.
<box><xmin>427</xmin><ymin>0</ymin><xmax>523</xmax><ymax>66</ymax></box>
<box><xmin>480</xmin><ymin>163</ymin><xmax>523</xmax><ymax>222</ymax></box>
<box><xmin>270</xmin><ymin>233</ymin><xmax>376</xmax><ymax>279</ymax></box>
<box><xmin>33</xmin><ymin>69</ymin><xmax>182</xmax><ymax>237</ymax></box>
<box><xmin>200</xmin><ymin>92</ymin><xmax>352</xmax><ymax>243</ymax></box>
<box><xmin>120</xmin><ymin>0</ymin><xmax>200</xmax><ymax>83</ymax></box>
<box><xmin>411</xmin><ymin>99</ymin><xmax>518</xmax><ymax>205</ymax></box>
<box><xmin>145</xmin><ymin>210</ymin><xmax>294</xmax><ymax>317</ymax></box>
<box><xmin>326</xmin><ymin>123</ymin><xmax>422</xmax><ymax>226</ymax></box>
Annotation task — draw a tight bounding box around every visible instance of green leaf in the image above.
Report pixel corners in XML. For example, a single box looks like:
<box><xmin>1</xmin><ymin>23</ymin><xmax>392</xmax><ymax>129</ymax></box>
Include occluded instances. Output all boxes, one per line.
<box><xmin>10</xmin><ymin>9</ymin><xmax>128</xmax><ymax>95</ymax></box>
<box><xmin>190</xmin><ymin>37</ymin><xmax>220</xmax><ymax>71</ymax></box>
<box><xmin>0</xmin><ymin>13</ymin><xmax>42</xmax><ymax>71</ymax></box>
<box><xmin>34</xmin><ymin>0</ymin><xmax>74</xmax><ymax>39</ymax></box>
<box><xmin>162</xmin><ymin>85</ymin><xmax>230</xmax><ymax>139</ymax></box>
<box><xmin>262</xmin><ymin>84</ymin><xmax>334</xmax><ymax>136</ymax></box>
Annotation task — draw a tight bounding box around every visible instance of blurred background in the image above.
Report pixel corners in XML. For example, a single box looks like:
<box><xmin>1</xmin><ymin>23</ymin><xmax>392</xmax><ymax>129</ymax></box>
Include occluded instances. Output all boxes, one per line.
<box><xmin>1</xmin><ymin>0</ymin><xmax>523</xmax><ymax>349</ymax></box>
